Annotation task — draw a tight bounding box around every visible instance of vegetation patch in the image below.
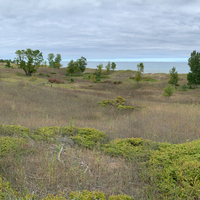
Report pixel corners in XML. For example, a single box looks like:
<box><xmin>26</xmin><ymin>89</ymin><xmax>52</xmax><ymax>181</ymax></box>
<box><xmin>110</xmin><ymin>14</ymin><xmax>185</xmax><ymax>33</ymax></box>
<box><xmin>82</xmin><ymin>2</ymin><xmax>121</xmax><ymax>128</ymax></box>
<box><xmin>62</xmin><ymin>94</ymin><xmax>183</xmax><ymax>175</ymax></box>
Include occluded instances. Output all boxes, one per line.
<box><xmin>148</xmin><ymin>140</ymin><xmax>200</xmax><ymax>199</ymax></box>
<box><xmin>48</xmin><ymin>78</ymin><xmax>64</xmax><ymax>84</ymax></box>
<box><xmin>103</xmin><ymin>138</ymin><xmax>155</xmax><ymax>161</ymax></box>
<box><xmin>98</xmin><ymin>96</ymin><xmax>137</xmax><ymax>110</ymax></box>
<box><xmin>143</xmin><ymin>77</ymin><xmax>157</xmax><ymax>82</ymax></box>
<box><xmin>50</xmin><ymin>72</ymin><xmax>56</xmax><ymax>74</ymax></box>
<box><xmin>0</xmin><ymin>125</ymin><xmax>30</xmax><ymax>137</ymax></box>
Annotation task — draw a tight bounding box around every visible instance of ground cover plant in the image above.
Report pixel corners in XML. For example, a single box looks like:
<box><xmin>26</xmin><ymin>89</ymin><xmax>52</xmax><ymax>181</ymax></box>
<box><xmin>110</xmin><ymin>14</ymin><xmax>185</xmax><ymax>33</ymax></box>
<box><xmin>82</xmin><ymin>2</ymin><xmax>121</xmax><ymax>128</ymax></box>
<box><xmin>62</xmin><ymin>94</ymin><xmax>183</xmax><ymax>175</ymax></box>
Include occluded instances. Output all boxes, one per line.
<box><xmin>1</xmin><ymin>65</ymin><xmax>200</xmax><ymax>199</ymax></box>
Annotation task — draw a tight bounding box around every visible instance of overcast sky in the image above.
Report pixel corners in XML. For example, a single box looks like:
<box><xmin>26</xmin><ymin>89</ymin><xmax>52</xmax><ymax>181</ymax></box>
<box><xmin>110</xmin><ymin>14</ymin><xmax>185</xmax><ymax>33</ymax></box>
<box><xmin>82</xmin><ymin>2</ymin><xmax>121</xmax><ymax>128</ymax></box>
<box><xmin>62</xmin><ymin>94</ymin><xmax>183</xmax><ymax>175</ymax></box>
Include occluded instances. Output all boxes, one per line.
<box><xmin>0</xmin><ymin>0</ymin><xmax>200</xmax><ymax>62</ymax></box>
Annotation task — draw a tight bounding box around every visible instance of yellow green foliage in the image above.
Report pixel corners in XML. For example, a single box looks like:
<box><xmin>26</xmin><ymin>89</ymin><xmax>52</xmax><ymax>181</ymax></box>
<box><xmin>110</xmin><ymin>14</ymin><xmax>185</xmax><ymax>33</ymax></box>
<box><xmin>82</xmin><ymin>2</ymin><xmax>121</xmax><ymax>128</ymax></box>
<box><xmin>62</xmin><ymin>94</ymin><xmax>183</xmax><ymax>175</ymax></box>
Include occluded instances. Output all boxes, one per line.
<box><xmin>117</xmin><ymin>105</ymin><xmax>135</xmax><ymax>110</ymax></box>
<box><xmin>115</xmin><ymin>96</ymin><xmax>126</xmax><ymax>106</ymax></box>
<box><xmin>0</xmin><ymin>136</ymin><xmax>29</xmax><ymax>157</ymax></box>
<box><xmin>0</xmin><ymin>125</ymin><xmax>30</xmax><ymax>137</ymax></box>
<box><xmin>69</xmin><ymin>190</ymin><xmax>106</xmax><ymax>200</ymax></box>
<box><xmin>29</xmin><ymin>76</ymin><xmax>37</xmax><ymax>81</ymax></box>
<box><xmin>148</xmin><ymin>140</ymin><xmax>200</xmax><ymax>199</ymax></box>
<box><xmin>108</xmin><ymin>194</ymin><xmax>134</xmax><ymax>200</ymax></box>
<box><xmin>71</xmin><ymin>128</ymin><xmax>107</xmax><ymax>149</ymax></box>
<box><xmin>0</xmin><ymin>176</ymin><xmax>37</xmax><ymax>199</ymax></box>
<box><xmin>103</xmin><ymin>138</ymin><xmax>155</xmax><ymax>161</ymax></box>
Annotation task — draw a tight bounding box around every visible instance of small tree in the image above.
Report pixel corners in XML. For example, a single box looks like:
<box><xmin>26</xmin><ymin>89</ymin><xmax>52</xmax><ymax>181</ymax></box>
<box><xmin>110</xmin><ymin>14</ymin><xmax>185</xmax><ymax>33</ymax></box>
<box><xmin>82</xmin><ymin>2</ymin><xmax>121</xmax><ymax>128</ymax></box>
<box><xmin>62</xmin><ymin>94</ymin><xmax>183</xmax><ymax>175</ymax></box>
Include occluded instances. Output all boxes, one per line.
<box><xmin>163</xmin><ymin>85</ymin><xmax>174</xmax><ymax>98</ymax></box>
<box><xmin>96</xmin><ymin>63</ymin><xmax>103</xmax><ymax>75</ymax></box>
<box><xmin>105</xmin><ymin>61</ymin><xmax>111</xmax><ymax>74</ymax></box>
<box><xmin>111</xmin><ymin>62</ymin><xmax>116</xmax><ymax>71</ymax></box>
<box><xmin>134</xmin><ymin>71</ymin><xmax>142</xmax><ymax>85</ymax></box>
<box><xmin>168</xmin><ymin>67</ymin><xmax>179</xmax><ymax>88</ymax></box>
<box><xmin>47</xmin><ymin>53</ymin><xmax>55</xmax><ymax>68</ymax></box>
<box><xmin>137</xmin><ymin>62</ymin><xmax>144</xmax><ymax>73</ymax></box>
<box><xmin>66</xmin><ymin>60</ymin><xmax>79</xmax><ymax>75</ymax></box>
<box><xmin>5</xmin><ymin>60</ymin><xmax>13</xmax><ymax>68</ymax></box>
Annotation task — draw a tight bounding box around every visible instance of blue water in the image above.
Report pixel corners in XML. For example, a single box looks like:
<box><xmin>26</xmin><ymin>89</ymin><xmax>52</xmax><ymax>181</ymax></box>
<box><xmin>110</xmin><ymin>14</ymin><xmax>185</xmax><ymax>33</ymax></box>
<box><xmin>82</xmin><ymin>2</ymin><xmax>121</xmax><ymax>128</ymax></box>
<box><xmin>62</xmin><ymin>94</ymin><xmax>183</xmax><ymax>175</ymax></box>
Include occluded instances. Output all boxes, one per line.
<box><xmin>61</xmin><ymin>61</ymin><xmax>189</xmax><ymax>74</ymax></box>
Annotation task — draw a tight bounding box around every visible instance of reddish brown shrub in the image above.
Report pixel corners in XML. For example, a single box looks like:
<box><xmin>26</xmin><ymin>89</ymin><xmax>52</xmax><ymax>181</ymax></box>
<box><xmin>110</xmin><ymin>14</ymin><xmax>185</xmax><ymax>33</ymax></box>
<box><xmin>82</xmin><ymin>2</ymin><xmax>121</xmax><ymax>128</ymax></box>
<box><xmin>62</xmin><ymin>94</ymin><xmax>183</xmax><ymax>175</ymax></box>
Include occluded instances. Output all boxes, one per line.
<box><xmin>103</xmin><ymin>80</ymin><xmax>112</xmax><ymax>83</ymax></box>
<box><xmin>48</xmin><ymin>78</ymin><xmax>64</xmax><ymax>84</ymax></box>
<box><xmin>113</xmin><ymin>81</ymin><xmax>122</xmax><ymax>84</ymax></box>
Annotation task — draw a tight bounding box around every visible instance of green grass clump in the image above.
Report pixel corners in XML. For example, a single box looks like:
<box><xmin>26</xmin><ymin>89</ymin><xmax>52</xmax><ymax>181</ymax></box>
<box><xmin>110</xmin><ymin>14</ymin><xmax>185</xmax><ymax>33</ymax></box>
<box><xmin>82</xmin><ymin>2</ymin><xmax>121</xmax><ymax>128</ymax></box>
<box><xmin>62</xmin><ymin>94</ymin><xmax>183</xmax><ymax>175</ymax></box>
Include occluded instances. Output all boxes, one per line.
<box><xmin>71</xmin><ymin>127</ymin><xmax>107</xmax><ymax>149</ymax></box>
<box><xmin>50</xmin><ymin>72</ymin><xmax>56</xmax><ymax>74</ymax></box>
<box><xmin>117</xmin><ymin>105</ymin><xmax>135</xmax><ymax>110</ymax></box>
<box><xmin>0</xmin><ymin>125</ymin><xmax>30</xmax><ymax>137</ymax></box>
<box><xmin>108</xmin><ymin>194</ymin><xmax>134</xmax><ymax>200</ymax></box>
<box><xmin>38</xmin><ymin>73</ymin><xmax>50</xmax><ymax>77</ymax></box>
<box><xmin>0</xmin><ymin>136</ymin><xmax>29</xmax><ymax>157</ymax></box>
<box><xmin>103</xmin><ymin>138</ymin><xmax>154</xmax><ymax>161</ymax></box>
<box><xmin>143</xmin><ymin>77</ymin><xmax>157</xmax><ymax>82</ymax></box>
<box><xmin>148</xmin><ymin>140</ymin><xmax>200</xmax><ymax>199</ymax></box>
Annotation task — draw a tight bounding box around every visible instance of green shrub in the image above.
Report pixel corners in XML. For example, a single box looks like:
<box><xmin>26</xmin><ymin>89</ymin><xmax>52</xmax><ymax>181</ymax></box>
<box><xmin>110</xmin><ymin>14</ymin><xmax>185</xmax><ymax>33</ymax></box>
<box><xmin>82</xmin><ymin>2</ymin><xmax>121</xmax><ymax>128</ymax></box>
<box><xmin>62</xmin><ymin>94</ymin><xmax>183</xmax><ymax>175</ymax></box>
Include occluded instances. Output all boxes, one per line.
<box><xmin>0</xmin><ymin>136</ymin><xmax>29</xmax><ymax>157</ymax></box>
<box><xmin>103</xmin><ymin>138</ymin><xmax>154</xmax><ymax>161</ymax></box>
<box><xmin>69</xmin><ymin>190</ymin><xmax>106</xmax><ymax>200</ymax></box>
<box><xmin>181</xmin><ymin>84</ymin><xmax>188</xmax><ymax>91</ymax></box>
<box><xmin>163</xmin><ymin>85</ymin><xmax>174</xmax><ymax>97</ymax></box>
<box><xmin>69</xmin><ymin>78</ymin><xmax>74</xmax><ymax>83</ymax></box>
<box><xmin>50</xmin><ymin>72</ymin><xmax>56</xmax><ymax>74</ymax></box>
<box><xmin>71</xmin><ymin>128</ymin><xmax>107</xmax><ymax>149</ymax></box>
<box><xmin>117</xmin><ymin>105</ymin><xmax>135</xmax><ymax>110</ymax></box>
<box><xmin>29</xmin><ymin>76</ymin><xmax>37</xmax><ymax>81</ymax></box>
<box><xmin>0</xmin><ymin>125</ymin><xmax>30</xmax><ymax>137</ymax></box>
<box><xmin>148</xmin><ymin>140</ymin><xmax>200</xmax><ymax>199</ymax></box>
<box><xmin>0</xmin><ymin>176</ymin><xmax>37</xmax><ymax>199</ymax></box>
<box><xmin>143</xmin><ymin>77</ymin><xmax>157</xmax><ymax>82</ymax></box>
<box><xmin>108</xmin><ymin>194</ymin><xmax>134</xmax><ymax>200</ymax></box>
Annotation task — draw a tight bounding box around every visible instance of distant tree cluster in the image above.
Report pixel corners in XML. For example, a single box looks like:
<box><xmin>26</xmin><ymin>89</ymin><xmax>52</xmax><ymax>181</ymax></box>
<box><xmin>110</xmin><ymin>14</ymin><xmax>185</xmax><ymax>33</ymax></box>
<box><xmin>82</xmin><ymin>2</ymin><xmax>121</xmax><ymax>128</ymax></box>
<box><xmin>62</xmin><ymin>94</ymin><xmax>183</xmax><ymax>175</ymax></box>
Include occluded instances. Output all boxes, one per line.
<box><xmin>66</xmin><ymin>57</ymin><xmax>87</xmax><ymax>75</ymax></box>
<box><xmin>47</xmin><ymin>53</ymin><xmax>62</xmax><ymax>69</ymax></box>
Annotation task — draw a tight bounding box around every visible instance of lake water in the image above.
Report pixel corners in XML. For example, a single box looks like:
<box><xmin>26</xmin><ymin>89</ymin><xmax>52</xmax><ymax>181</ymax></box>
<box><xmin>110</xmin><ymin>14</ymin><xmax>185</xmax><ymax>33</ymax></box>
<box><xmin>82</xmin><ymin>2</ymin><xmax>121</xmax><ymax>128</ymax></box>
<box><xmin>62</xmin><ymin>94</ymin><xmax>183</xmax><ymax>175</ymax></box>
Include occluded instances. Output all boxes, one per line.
<box><xmin>61</xmin><ymin>61</ymin><xmax>189</xmax><ymax>74</ymax></box>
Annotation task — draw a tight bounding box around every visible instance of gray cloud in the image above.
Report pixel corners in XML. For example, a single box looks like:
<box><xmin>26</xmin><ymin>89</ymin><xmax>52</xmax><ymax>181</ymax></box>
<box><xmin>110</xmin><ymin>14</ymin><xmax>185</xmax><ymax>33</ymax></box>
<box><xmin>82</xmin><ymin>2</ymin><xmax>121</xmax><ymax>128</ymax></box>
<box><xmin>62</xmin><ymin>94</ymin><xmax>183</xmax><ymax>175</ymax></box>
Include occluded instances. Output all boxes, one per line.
<box><xmin>0</xmin><ymin>0</ymin><xmax>200</xmax><ymax>61</ymax></box>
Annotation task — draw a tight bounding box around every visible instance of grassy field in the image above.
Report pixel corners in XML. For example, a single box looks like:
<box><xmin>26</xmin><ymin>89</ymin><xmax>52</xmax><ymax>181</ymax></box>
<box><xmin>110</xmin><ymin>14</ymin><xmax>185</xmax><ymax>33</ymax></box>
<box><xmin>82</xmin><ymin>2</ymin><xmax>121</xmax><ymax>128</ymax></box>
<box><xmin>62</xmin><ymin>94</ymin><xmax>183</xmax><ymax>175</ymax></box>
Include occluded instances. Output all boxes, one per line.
<box><xmin>1</xmin><ymin>63</ymin><xmax>200</xmax><ymax>199</ymax></box>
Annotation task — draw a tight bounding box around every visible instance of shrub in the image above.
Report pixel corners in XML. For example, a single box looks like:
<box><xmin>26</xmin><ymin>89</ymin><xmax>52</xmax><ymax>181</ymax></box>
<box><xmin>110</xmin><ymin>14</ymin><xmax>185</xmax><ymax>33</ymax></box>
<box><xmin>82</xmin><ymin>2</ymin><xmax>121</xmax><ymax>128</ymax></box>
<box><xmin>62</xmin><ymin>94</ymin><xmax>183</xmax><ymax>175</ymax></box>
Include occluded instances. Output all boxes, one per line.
<box><xmin>71</xmin><ymin>128</ymin><xmax>107</xmax><ymax>149</ymax></box>
<box><xmin>69</xmin><ymin>190</ymin><xmax>106</xmax><ymax>200</ymax></box>
<box><xmin>117</xmin><ymin>105</ymin><xmax>135</xmax><ymax>110</ymax></box>
<box><xmin>163</xmin><ymin>85</ymin><xmax>174</xmax><ymax>97</ymax></box>
<box><xmin>113</xmin><ymin>81</ymin><xmax>122</xmax><ymax>84</ymax></box>
<box><xmin>0</xmin><ymin>136</ymin><xmax>29</xmax><ymax>157</ymax></box>
<box><xmin>38</xmin><ymin>73</ymin><xmax>50</xmax><ymax>77</ymax></box>
<box><xmin>103</xmin><ymin>80</ymin><xmax>112</xmax><ymax>83</ymax></box>
<box><xmin>69</xmin><ymin>78</ymin><xmax>74</xmax><ymax>83</ymax></box>
<box><xmin>108</xmin><ymin>194</ymin><xmax>134</xmax><ymax>200</ymax></box>
<box><xmin>29</xmin><ymin>76</ymin><xmax>37</xmax><ymax>81</ymax></box>
<box><xmin>50</xmin><ymin>72</ymin><xmax>56</xmax><ymax>74</ymax></box>
<box><xmin>148</xmin><ymin>140</ymin><xmax>200</xmax><ymax>199</ymax></box>
<box><xmin>48</xmin><ymin>78</ymin><xmax>64</xmax><ymax>84</ymax></box>
<box><xmin>0</xmin><ymin>125</ymin><xmax>30</xmax><ymax>137</ymax></box>
<box><xmin>181</xmin><ymin>84</ymin><xmax>188</xmax><ymax>91</ymax></box>
<box><xmin>103</xmin><ymin>138</ymin><xmax>154</xmax><ymax>161</ymax></box>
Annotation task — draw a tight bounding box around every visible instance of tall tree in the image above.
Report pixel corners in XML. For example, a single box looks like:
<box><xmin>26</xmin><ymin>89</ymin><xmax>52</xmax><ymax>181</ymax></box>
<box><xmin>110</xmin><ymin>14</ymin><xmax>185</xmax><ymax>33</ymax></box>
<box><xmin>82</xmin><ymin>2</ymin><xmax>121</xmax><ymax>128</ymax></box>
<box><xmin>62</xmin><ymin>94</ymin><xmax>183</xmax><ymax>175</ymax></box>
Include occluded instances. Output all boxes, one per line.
<box><xmin>168</xmin><ymin>67</ymin><xmax>179</xmax><ymax>88</ymax></box>
<box><xmin>187</xmin><ymin>50</ymin><xmax>200</xmax><ymax>88</ymax></box>
<box><xmin>96</xmin><ymin>63</ymin><xmax>103</xmax><ymax>75</ymax></box>
<box><xmin>54</xmin><ymin>54</ymin><xmax>62</xmax><ymax>69</ymax></box>
<box><xmin>15</xmin><ymin>49</ymin><xmax>43</xmax><ymax>76</ymax></box>
<box><xmin>111</xmin><ymin>62</ymin><xmax>116</xmax><ymax>71</ymax></box>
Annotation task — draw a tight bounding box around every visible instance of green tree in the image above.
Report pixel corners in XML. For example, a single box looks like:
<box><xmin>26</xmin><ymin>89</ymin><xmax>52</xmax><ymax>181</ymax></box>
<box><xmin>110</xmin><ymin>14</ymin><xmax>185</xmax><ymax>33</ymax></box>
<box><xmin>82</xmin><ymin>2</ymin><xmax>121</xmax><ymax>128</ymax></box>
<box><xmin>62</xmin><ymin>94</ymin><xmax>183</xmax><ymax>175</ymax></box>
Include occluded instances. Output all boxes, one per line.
<box><xmin>163</xmin><ymin>85</ymin><xmax>174</xmax><ymax>97</ymax></box>
<box><xmin>168</xmin><ymin>67</ymin><xmax>179</xmax><ymax>88</ymax></box>
<box><xmin>96</xmin><ymin>63</ymin><xmax>103</xmax><ymax>75</ymax></box>
<box><xmin>105</xmin><ymin>61</ymin><xmax>111</xmax><ymax>74</ymax></box>
<box><xmin>137</xmin><ymin>62</ymin><xmax>144</xmax><ymax>73</ymax></box>
<box><xmin>77</xmin><ymin>56</ymin><xmax>87</xmax><ymax>73</ymax></box>
<box><xmin>15</xmin><ymin>49</ymin><xmax>43</xmax><ymax>76</ymax></box>
<box><xmin>187</xmin><ymin>50</ymin><xmax>200</xmax><ymax>88</ymax></box>
<box><xmin>66</xmin><ymin>60</ymin><xmax>79</xmax><ymax>75</ymax></box>
<box><xmin>5</xmin><ymin>60</ymin><xmax>13</xmax><ymax>68</ymax></box>
<box><xmin>111</xmin><ymin>62</ymin><xmax>116</xmax><ymax>71</ymax></box>
<box><xmin>47</xmin><ymin>53</ymin><xmax>55</xmax><ymax>68</ymax></box>
<box><xmin>54</xmin><ymin>54</ymin><xmax>62</xmax><ymax>69</ymax></box>
<box><xmin>134</xmin><ymin>71</ymin><xmax>142</xmax><ymax>85</ymax></box>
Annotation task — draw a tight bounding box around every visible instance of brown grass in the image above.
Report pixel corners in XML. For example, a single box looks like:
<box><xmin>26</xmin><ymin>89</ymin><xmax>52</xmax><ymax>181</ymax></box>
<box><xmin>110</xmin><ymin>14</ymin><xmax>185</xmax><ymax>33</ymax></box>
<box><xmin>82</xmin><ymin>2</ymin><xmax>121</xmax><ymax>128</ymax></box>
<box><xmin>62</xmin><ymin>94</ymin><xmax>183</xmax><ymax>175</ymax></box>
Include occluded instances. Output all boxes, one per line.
<box><xmin>0</xmin><ymin>66</ymin><xmax>200</xmax><ymax>199</ymax></box>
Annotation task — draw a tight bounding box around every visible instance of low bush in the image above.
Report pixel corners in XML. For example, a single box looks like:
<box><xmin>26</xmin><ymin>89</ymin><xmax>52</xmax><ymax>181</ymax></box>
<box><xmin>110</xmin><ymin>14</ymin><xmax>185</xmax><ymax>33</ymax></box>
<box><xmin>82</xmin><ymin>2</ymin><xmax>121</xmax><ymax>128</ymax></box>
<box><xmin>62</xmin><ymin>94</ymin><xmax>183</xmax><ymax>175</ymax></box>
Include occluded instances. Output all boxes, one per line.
<box><xmin>148</xmin><ymin>140</ymin><xmax>200</xmax><ymax>199</ymax></box>
<box><xmin>29</xmin><ymin>76</ymin><xmax>37</xmax><ymax>82</ymax></box>
<box><xmin>102</xmin><ymin>138</ymin><xmax>155</xmax><ymax>161</ymax></box>
<box><xmin>50</xmin><ymin>72</ymin><xmax>56</xmax><ymax>74</ymax></box>
<box><xmin>38</xmin><ymin>73</ymin><xmax>50</xmax><ymax>77</ymax></box>
<box><xmin>0</xmin><ymin>125</ymin><xmax>30</xmax><ymax>137</ymax></box>
<box><xmin>69</xmin><ymin>78</ymin><xmax>74</xmax><ymax>83</ymax></box>
<box><xmin>143</xmin><ymin>77</ymin><xmax>157</xmax><ymax>82</ymax></box>
<box><xmin>103</xmin><ymin>80</ymin><xmax>112</xmax><ymax>83</ymax></box>
<box><xmin>113</xmin><ymin>81</ymin><xmax>122</xmax><ymax>84</ymax></box>
<box><xmin>0</xmin><ymin>136</ymin><xmax>29</xmax><ymax>157</ymax></box>
<box><xmin>70</xmin><ymin>127</ymin><xmax>107</xmax><ymax>149</ymax></box>
<box><xmin>48</xmin><ymin>78</ymin><xmax>64</xmax><ymax>84</ymax></box>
